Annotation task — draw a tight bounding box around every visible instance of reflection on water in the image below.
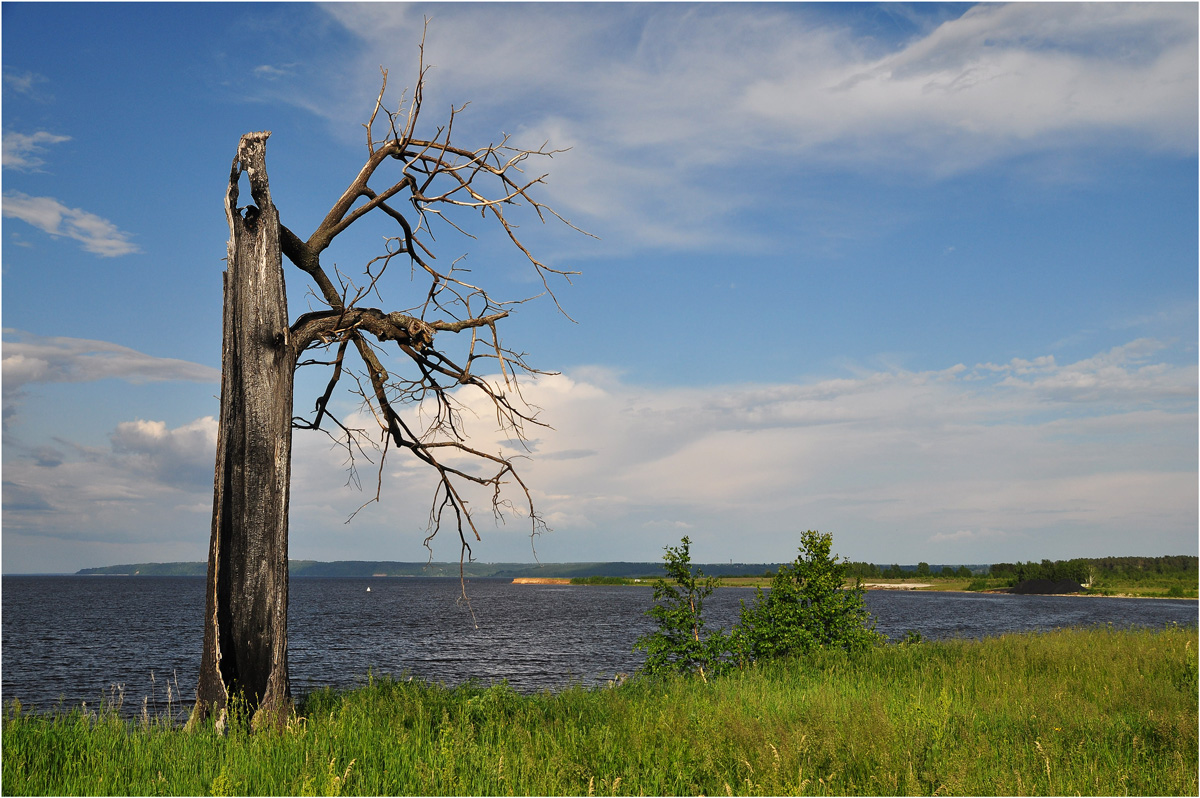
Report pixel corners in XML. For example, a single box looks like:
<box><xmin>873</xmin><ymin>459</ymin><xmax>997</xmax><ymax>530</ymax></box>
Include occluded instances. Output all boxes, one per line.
<box><xmin>2</xmin><ymin>575</ymin><xmax>1195</xmax><ymax>715</ymax></box>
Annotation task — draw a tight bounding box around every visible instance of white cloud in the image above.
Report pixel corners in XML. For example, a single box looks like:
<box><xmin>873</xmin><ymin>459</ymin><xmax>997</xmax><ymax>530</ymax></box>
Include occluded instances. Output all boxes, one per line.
<box><xmin>2</xmin><ymin>330</ymin><xmax>219</xmax><ymax>390</ymax></box>
<box><xmin>2</xmin><ymin>330</ymin><xmax>220</xmax><ymax>427</ymax></box>
<box><xmin>743</xmin><ymin>3</ymin><xmax>1197</xmax><ymax>167</ymax></box>
<box><xmin>213</xmin><ymin>337</ymin><xmax>1191</xmax><ymax>565</ymax></box>
<box><xmin>254</xmin><ymin>64</ymin><xmax>294</xmax><ymax>79</ymax></box>
<box><xmin>3</xmin><ymin>416</ymin><xmax>217</xmax><ymax>572</ymax></box>
<box><xmin>2</xmin><ymin>68</ymin><xmax>46</xmax><ymax>97</ymax></box>
<box><xmin>428</xmin><ymin>339</ymin><xmax>1196</xmax><ymax>561</ymax></box>
<box><xmin>2</xmin><ymin>131</ymin><xmax>71</xmax><ymax>171</ymax></box>
<box><xmin>110</xmin><ymin>417</ymin><xmax>217</xmax><ymax>490</ymax></box>
<box><xmin>307</xmin><ymin>3</ymin><xmax>1196</xmax><ymax>250</ymax></box>
<box><xmin>3</xmin><ymin>338</ymin><xmax>1193</xmax><ymax>571</ymax></box>
<box><xmin>2</xmin><ymin>192</ymin><xmax>141</xmax><ymax>256</ymax></box>
<box><xmin>929</xmin><ymin>528</ymin><xmax>1017</xmax><ymax>545</ymax></box>
<box><xmin>3</xmin><ymin>425</ymin><xmax>211</xmax><ymax>548</ymax></box>
<box><xmin>644</xmin><ymin>520</ymin><xmax>695</xmax><ymax>530</ymax></box>
<box><xmin>979</xmin><ymin>339</ymin><xmax>1195</xmax><ymax>404</ymax></box>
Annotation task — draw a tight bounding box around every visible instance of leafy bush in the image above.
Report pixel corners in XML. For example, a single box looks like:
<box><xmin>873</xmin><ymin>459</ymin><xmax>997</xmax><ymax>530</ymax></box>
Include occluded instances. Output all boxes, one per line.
<box><xmin>633</xmin><ymin>537</ymin><xmax>731</xmax><ymax>680</ymax></box>
<box><xmin>635</xmin><ymin>532</ymin><xmax>881</xmax><ymax>679</ymax></box>
<box><xmin>733</xmin><ymin>531</ymin><xmax>881</xmax><ymax>662</ymax></box>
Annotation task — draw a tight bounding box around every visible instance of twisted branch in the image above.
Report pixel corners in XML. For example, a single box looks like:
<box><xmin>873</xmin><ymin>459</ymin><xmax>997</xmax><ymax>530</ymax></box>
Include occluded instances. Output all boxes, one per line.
<box><xmin>281</xmin><ymin>26</ymin><xmax>583</xmax><ymax>570</ymax></box>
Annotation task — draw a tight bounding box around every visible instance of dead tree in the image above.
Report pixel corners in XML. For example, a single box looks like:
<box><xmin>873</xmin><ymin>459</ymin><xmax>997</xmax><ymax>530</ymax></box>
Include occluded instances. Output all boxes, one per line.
<box><xmin>189</xmin><ymin>52</ymin><xmax>580</xmax><ymax>731</ymax></box>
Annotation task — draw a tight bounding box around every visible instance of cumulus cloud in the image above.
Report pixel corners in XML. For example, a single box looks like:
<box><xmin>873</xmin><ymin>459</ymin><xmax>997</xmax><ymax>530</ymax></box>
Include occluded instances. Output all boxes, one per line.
<box><xmin>260</xmin><ymin>337</ymin><xmax>1197</xmax><ymax>563</ymax></box>
<box><xmin>110</xmin><ymin>417</ymin><xmax>218</xmax><ymax>490</ymax></box>
<box><xmin>4</xmin><ymin>338</ymin><xmax>1193</xmax><ymax>570</ymax></box>
<box><xmin>1</xmin><ymin>192</ymin><xmax>141</xmax><ymax>256</ymax></box>
<box><xmin>421</xmin><ymin>338</ymin><xmax>1196</xmax><ymax>561</ymax></box>
<box><xmin>2</xmin><ymin>416</ymin><xmax>219</xmax><ymax>566</ymax></box>
<box><xmin>978</xmin><ymin>339</ymin><xmax>1195</xmax><ymax>404</ymax></box>
<box><xmin>2</xmin><ymin>131</ymin><xmax>70</xmax><ymax>171</ymax></box>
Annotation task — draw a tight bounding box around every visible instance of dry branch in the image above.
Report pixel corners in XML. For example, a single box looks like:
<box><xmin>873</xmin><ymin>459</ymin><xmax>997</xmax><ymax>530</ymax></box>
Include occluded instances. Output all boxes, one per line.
<box><xmin>280</xmin><ymin>44</ymin><xmax>582</xmax><ymax>564</ymax></box>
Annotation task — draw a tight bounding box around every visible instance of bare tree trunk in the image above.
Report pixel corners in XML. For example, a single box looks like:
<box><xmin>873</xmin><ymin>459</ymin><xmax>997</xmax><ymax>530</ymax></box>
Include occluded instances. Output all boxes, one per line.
<box><xmin>190</xmin><ymin>132</ymin><xmax>293</xmax><ymax>731</ymax></box>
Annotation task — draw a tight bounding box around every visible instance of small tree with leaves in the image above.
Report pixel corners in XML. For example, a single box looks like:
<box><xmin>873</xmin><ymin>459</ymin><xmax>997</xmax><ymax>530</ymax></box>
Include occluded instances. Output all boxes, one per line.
<box><xmin>734</xmin><ymin>530</ymin><xmax>880</xmax><ymax>662</ymax></box>
<box><xmin>634</xmin><ymin>537</ymin><xmax>730</xmax><ymax>681</ymax></box>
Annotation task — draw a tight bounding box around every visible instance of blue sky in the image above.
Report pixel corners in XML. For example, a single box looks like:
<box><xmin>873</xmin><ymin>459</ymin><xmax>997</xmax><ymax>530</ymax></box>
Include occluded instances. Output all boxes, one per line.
<box><xmin>2</xmin><ymin>2</ymin><xmax>1196</xmax><ymax>574</ymax></box>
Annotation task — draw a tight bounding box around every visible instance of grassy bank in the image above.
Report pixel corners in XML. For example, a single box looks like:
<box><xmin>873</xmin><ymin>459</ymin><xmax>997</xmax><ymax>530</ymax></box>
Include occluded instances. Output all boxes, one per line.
<box><xmin>3</xmin><ymin>626</ymin><xmax>1196</xmax><ymax>796</ymax></box>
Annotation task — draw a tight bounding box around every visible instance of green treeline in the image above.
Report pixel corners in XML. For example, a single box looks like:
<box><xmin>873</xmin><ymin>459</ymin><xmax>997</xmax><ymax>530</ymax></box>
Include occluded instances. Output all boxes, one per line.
<box><xmin>844</xmin><ymin>562</ymin><xmax>976</xmax><ymax>579</ymax></box>
<box><xmin>4</xmin><ymin>626</ymin><xmax>1195</xmax><ymax>796</ymax></box>
<box><xmin>74</xmin><ymin>560</ymin><xmax>776</xmax><ymax>579</ymax></box>
<box><xmin>843</xmin><ymin>555</ymin><xmax>1198</xmax><ymax>586</ymax></box>
<box><xmin>990</xmin><ymin>555</ymin><xmax>1199</xmax><ymax>585</ymax></box>
<box><xmin>76</xmin><ymin>555</ymin><xmax>1198</xmax><ymax>586</ymax></box>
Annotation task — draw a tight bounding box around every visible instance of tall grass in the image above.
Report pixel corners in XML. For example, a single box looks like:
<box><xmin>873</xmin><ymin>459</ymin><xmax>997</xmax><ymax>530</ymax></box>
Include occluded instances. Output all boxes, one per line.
<box><xmin>3</xmin><ymin>625</ymin><xmax>1196</xmax><ymax>795</ymax></box>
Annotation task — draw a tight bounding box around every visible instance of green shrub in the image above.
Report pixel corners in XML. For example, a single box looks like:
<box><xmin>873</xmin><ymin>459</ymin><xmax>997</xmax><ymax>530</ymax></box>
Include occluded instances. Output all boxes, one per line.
<box><xmin>635</xmin><ymin>532</ymin><xmax>882</xmax><ymax>679</ymax></box>
<box><xmin>633</xmin><ymin>536</ymin><xmax>731</xmax><ymax>680</ymax></box>
<box><xmin>733</xmin><ymin>531</ymin><xmax>882</xmax><ymax>662</ymax></box>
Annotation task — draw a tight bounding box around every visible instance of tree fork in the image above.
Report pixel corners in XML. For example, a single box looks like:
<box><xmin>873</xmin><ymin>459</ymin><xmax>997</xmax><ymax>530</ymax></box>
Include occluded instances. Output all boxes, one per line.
<box><xmin>186</xmin><ymin>59</ymin><xmax>578</xmax><ymax>730</ymax></box>
<box><xmin>190</xmin><ymin>132</ymin><xmax>294</xmax><ymax>731</ymax></box>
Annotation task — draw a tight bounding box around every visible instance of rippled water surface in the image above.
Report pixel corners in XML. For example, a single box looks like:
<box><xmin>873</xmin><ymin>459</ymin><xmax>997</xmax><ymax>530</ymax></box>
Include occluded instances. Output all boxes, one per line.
<box><xmin>2</xmin><ymin>576</ymin><xmax>1195</xmax><ymax>715</ymax></box>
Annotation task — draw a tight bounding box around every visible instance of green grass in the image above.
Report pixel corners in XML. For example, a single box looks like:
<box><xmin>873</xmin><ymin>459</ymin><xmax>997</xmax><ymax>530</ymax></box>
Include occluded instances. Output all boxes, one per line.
<box><xmin>3</xmin><ymin>625</ymin><xmax>1196</xmax><ymax>795</ymax></box>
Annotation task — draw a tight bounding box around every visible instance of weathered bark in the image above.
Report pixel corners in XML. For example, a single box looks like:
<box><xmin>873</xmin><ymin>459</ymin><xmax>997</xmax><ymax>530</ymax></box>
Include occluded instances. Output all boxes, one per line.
<box><xmin>186</xmin><ymin>62</ymin><xmax>577</xmax><ymax>731</ymax></box>
<box><xmin>189</xmin><ymin>132</ymin><xmax>294</xmax><ymax>731</ymax></box>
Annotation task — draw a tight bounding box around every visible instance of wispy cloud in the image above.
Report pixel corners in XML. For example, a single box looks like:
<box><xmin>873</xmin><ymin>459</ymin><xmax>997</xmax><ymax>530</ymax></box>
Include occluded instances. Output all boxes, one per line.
<box><xmin>2</xmin><ymin>192</ymin><xmax>141</xmax><ymax>256</ymax></box>
<box><xmin>2</xmin><ymin>68</ymin><xmax>49</xmax><ymax>99</ymax></box>
<box><xmin>2</xmin><ymin>330</ymin><xmax>219</xmax><ymax>389</ymax></box>
<box><xmin>253</xmin><ymin>64</ymin><xmax>295</xmax><ymax>79</ymax></box>
<box><xmin>309</xmin><ymin>3</ymin><xmax>1196</xmax><ymax>250</ymax></box>
<box><xmin>2</xmin><ymin>330</ymin><xmax>220</xmax><ymax>426</ymax></box>
<box><xmin>743</xmin><ymin>3</ymin><xmax>1197</xmax><ymax>167</ymax></box>
<box><xmin>2</xmin><ymin>131</ymin><xmax>70</xmax><ymax>171</ymax></box>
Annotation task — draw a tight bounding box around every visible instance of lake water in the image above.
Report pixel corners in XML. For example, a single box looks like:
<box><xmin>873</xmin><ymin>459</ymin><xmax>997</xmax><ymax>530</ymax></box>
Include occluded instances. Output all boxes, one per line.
<box><xmin>2</xmin><ymin>576</ymin><xmax>1195</xmax><ymax>717</ymax></box>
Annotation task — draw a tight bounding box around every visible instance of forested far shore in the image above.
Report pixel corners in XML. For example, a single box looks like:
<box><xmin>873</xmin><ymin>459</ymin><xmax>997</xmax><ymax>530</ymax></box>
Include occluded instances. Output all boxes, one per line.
<box><xmin>70</xmin><ymin>555</ymin><xmax>1198</xmax><ymax>593</ymax></box>
<box><xmin>72</xmin><ymin>560</ymin><xmax>777</xmax><ymax>579</ymax></box>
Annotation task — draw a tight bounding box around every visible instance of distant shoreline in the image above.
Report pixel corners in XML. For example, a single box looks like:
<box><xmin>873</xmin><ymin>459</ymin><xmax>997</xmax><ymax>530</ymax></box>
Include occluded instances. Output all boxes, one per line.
<box><xmin>5</xmin><ymin>572</ymin><xmax>1190</xmax><ymax>600</ymax></box>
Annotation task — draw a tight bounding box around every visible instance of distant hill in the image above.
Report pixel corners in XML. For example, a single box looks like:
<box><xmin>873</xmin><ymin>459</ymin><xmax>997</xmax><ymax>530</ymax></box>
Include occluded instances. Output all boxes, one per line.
<box><xmin>75</xmin><ymin>560</ymin><xmax>782</xmax><ymax>579</ymax></box>
<box><xmin>77</xmin><ymin>561</ymin><xmax>207</xmax><ymax>576</ymax></box>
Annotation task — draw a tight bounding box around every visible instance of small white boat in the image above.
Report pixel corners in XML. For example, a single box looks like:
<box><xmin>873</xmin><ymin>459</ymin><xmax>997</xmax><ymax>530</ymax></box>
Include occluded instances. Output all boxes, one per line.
<box><xmin>366</xmin><ymin>586</ymin><xmax>371</xmax><ymax>592</ymax></box>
